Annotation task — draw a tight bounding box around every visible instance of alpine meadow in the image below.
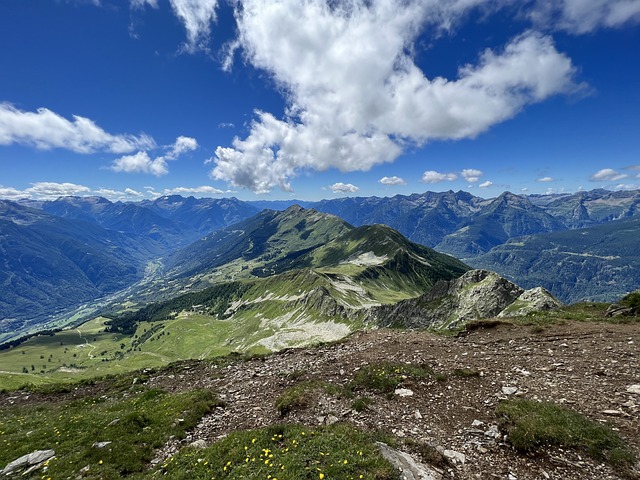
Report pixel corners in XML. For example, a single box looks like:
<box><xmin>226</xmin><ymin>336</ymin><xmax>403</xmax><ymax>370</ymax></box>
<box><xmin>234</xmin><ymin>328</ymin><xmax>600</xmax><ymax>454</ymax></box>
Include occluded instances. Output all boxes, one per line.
<box><xmin>1</xmin><ymin>1</ymin><xmax>639</xmax><ymax>479</ymax></box>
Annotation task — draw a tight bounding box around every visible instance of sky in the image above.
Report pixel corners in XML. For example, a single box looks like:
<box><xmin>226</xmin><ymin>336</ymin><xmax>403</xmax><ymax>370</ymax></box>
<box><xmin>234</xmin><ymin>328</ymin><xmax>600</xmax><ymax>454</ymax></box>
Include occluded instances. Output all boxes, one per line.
<box><xmin>0</xmin><ymin>0</ymin><xmax>639</xmax><ymax>202</ymax></box>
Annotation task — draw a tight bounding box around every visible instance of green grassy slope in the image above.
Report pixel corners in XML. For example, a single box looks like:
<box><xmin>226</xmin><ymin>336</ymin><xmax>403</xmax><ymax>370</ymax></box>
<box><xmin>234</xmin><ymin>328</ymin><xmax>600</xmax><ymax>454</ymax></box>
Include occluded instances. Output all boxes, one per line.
<box><xmin>469</xmin><ymin>217</ymin><xmax>640</xmax><ymax>303</ymax></box>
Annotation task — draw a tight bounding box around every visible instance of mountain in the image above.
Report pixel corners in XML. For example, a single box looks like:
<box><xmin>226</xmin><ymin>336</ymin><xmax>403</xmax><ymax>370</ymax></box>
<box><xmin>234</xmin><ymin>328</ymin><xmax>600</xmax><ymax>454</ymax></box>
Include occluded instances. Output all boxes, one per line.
<box><xmin>312</xmin><ymin>190</ymin><xmax>487</xmax><ymax>247</ymax></box>
<box><xmin>311</xmin><ymin>189</ymin><xmax>640</xmax><ymax>256</ymax></box>
<box><xmin>41</xmin><ymin>196</ymin><xmax>188</xmax><ymax>250</ymax></box>
<box><xmin>41</xmin><ymin>195</ymin><xmax>260</xmax><ymax>250</ymax></box>
<box><xmin>140</xmin><ymin>195</ymin><xmax>259</xmax><ymax>238</ymax></box>
<box><xmin>372</xmin><ymin>269</ymin><xmax>562</xmax><ymax>330</ymax></box>
<box><xmin>246</xmin><ymin>199</ymin><xmax>314</xmax><ymax>211</ymax></box>
<box><xmin>101</xmin><ymin>206</ymin><xmax>469</xmax><ymax>353</ymax></box>
<box><xmin>469</xmin><ymin>217</ymin><xmax>640</xmax><ymax>303</ymax></box>
<box><xmin>435</xmin><ymin>192</ymin><xmax>566</xmax><ymax>258</ymax></box>
<box><xmin>0</xmin><ymin>201</ymin><xmax>164</xmax><ymax>335</ymax></box>
<box><xmin>163</xmin><ymin>205</ymin><xmax>353</xmax><ymax>279</ymax></box>
<box><xmin>125</xmin><ymin>205</ymin><xmax>469</xmax><ymax>306</ymax></box>
<box><xmin>539</xmin><ymin>189</ymin><xmax>640</xmax><ymax>229</ymax></box>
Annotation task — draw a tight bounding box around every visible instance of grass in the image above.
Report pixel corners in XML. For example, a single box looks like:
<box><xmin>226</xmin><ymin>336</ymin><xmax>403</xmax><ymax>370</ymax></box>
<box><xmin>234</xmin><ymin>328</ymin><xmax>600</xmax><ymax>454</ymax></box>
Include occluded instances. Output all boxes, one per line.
<box><xmin>351</xmin><ymin>396</ymin><xmax>374</xmax><ymax>412</ymax></box>
<box><xmin>276</xmin><ymin>381</ymin><xmax>351</xmax><ymax>416</ymax></box>
<box><xmin>0</xmin><ymin>387</ymin><xmax>222</xmax><ymax>479</ymax></box>
<box><xmin>350</xmin><ymin>362</ymin><xmax>432</xmax><ymax>394</ymax></box>
<box><xmin>497</xmin><ymin>399</ymin><xmax>636</xmax><ymax>471</ymax></box>
<box><xmin>156</xmin><ymin>423</ymin><xmax>399</xmax><ymax>480</ymax></box>
<box><xmin>452</xmin><ymin>368</ymin><xmax>481</xmax><ymax>378</ymax></box>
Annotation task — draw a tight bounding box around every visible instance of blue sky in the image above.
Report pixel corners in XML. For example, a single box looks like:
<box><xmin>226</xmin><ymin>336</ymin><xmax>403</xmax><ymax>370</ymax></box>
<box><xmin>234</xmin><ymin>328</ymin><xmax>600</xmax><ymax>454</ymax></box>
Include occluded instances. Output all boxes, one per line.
<box><xmin>0</xmin><ymin>0</ymin><xmax>639</xmax><ymax>202</ymax></box>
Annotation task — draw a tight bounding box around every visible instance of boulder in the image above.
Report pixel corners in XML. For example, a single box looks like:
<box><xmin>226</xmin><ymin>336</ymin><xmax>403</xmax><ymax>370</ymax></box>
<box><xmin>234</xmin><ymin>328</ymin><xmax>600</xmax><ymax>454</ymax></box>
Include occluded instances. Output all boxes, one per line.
<box><xmin>1</xmin><ymin>449</ymin><xmax>55</xmax><ymax>476</ymax></box>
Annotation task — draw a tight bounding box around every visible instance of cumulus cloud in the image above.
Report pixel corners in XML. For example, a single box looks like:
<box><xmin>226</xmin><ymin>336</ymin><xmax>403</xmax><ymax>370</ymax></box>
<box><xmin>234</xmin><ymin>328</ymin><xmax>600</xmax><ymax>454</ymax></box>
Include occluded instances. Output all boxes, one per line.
<box><xmin>111</xmin><ymin>135</ymin><xmax>198</xmax><ymax>176</ymax></box>
<box><xmin>0</xmin><ymin>182</ymin><xmax>91</xmax><ymax>200</ymax></box>
<box><xmin>169</xmin><ymin>0</ymin><xmax>219</xmax><ymax>53</ymax></box>
<box><xmin>112</xmin><ymin>151</ymin><xmax>169</xmax><ymax>176</ymax></box>
<box><xmin>0</xmin><ymin>103</ymin><xmax>154</xmax><ymax>154</ymax></box>
<box><xmin>529</xmin><ymin>0</ymin><xmax>640</xmax><ymax>33</ymax></box>
<box><xmin>537</xmin><ymin>176</ymin><xmax>554</xmax><ymax>182</ymax></box>
<box><xmin>421</xmin><ymin>171</ymin><xmax>458</xmax><ymax>184</ymax></box>
<box><xmin>166</xmin><ymin>135</ymin><xmax>198</xmax><ymax>159</ymax></box>
<box><xmin>479</xmin><ymin>180</ymin><xmax>493</xmax><ymax>188</ymax></box>
<box><xmin>461</xmin><ymin>169</ymin><xmax>483</xmax><ymax>183</ymax></box>
<box><xmin>330</xmin><ymin>182</ymin><xmax>359</xmax><ymax>193</ymax></box>
<box><xmin>208</xmin><ymin>0</ymin><xmax>581</xmax><ymax>193</ymax></box>
<box><xmin>379</xmin><ymin>176</ymin><xmax>406</xmax><ymax>186</ymax></box>
<box><xmin>589</xmin><ymin>168</ymin><xmax>628</xmax><ymax>182</ymax></box>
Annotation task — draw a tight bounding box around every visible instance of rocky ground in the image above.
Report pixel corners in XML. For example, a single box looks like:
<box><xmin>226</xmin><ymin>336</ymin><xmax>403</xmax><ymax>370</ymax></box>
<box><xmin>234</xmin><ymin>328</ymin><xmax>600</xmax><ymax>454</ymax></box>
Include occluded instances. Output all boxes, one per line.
<box><xmin>4</xmin><ymin>320</ymin><xmax>640</xmax><ymax>479</ymax></box>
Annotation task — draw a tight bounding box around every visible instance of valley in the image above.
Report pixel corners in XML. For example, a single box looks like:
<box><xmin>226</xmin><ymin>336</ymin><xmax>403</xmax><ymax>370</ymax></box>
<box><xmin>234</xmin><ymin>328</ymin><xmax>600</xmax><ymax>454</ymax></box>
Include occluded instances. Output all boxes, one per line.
<box><xmin>0</xmin><ymin>189</ymin><xmax>639</xmax><ymax>479</ymax></box>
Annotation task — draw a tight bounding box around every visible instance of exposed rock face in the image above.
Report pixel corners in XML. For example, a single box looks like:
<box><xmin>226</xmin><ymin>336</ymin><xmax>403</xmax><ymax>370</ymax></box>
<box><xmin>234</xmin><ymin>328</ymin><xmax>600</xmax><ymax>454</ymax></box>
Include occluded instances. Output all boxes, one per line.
<box><xmin>373</xmin><ymin>269</ymin><xmax>561</xmax><ymax>329</ymax></box>
<box><xmin>1</xmin><ymin>449</ymin><xmax>55</xmax><ymax>476</ymax></box>
<box><xmin>497</xmin><ymin>286</ymin><xmax>562</xmax><ymax>318</ymax></box>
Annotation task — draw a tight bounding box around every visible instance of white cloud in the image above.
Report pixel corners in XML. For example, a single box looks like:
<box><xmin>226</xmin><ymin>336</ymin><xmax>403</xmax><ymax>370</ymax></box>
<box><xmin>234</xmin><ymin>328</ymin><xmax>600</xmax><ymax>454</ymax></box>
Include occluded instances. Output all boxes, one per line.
<box><xmin>169</xmin><ymin>0</ymin><xmax>219</xmax><ymax>53</ymax></box>
<box><xmin>111</xmin><ymin>151</ymin><xmax>168</xmax><ymax>176</ymax></box>
<box><xmin>166</xmin><ymin>135</ymin><xmax>198</xmax><ymax>159</ymax></box>
<box><xmin>0</xmin><ymin>182</ymin><xmax>91</xmax><ymax>200</ymax></box>
<box><xmin>0</xmin><ymin>103</ymin><xmax>155</xmax><ymax>154</ymax></box>
<box><xmin>461</xmin><ymin>168</ymin><xmax>483</xmax><ymax>183</ymax></box>
<box><xmin>130</xmin><ymin>0</ymin><xmax>158</xmax><ymax>8</ymax></box>
<box><xmin>614</xmin><ymin>183</ymin><xmax>640</xmax><ymax>191</ymax></box>
<box><xmin>111</xmin><ymin>135</ymin><xmax>198</xmax><ymax>176</ymax></box>
<box><xmin>589</xmin><ymin>168</ymin><xmax>628</xmax><ymax>182</ymax></box>
<box><xmin>421</xmin><ymin>171</ymin><xmax>458</xmax><ymax>184</ymax></box>
<box><xmin>330</xmin><ymin>182</ymin><xmax>359</xmax><ymax>194</ymax></box>
<box><xmin>124</xmin><ymin>188</ymin><xmax>144</xmax><ymax>196</ymax></box>
<box><xmin>479</xmin><ymin>180</ymin><xmax>493</xmax><ymax>188</ymax></box>
<box><xmin>379</xmin><ymin>176</ymin><xmax>406</xmax><ymax>186</ymax></box>
<box><xmin>163</xmin><ymin>186</ymin><xmax>225</xmax><ymax>195</ymax></box>
<box><xmin>537</xmin><ymin>176</ymin><xmax>554</xmax><ymax>182</ymax></box>
<box><xmin>530</xmin><ymin>0</ymin><xmax>640</xmax><ymax>33</ymax></box>
<box><xmin>210</xmin><ymin>1</ymin><xmax>581</xmax><ymax>193</ymax></box>
<box><xmin>0</xmin><ymin>186</ymin><xmax>27</xmax><ymax>200</ymax></box>
<box><xmin>93</xmin><ymin>187</ymin><xmax>145</xmax><ymax>200</ymax></box>
<box><xmin>521</xmin><ymin>187</ymin><xmax>529</xmax><ymax>192</ymax></box>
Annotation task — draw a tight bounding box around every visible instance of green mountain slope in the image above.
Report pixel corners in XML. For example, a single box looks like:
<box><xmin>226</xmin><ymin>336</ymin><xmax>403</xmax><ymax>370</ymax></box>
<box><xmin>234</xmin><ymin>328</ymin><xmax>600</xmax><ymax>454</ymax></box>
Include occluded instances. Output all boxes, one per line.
<box><xmin>436</xmin><ymin>192</ymin><xmax>566</xmax><ymax>258</ymax></box>
<box><xmin>468</xmin><ymin>217</ymin><xmax>640</xmax><ymax>303</ymax></box>
<box><xmin>0</xmin><ymin>201</ymin><xmax>164</xmax><ymax>336</ymax></box>
<box><xmin>0</xmin><ymin>208</ymin><xmax>469</xmax><ymax>387</ymax></box>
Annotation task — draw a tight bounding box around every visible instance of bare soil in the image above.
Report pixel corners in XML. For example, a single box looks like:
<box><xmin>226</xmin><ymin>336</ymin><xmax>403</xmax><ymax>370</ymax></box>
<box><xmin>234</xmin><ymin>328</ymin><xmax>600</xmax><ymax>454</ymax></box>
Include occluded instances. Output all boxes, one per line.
<box><xmin>4</xmin><ymin>320</ymin><xmax>640</xmax><ymax>479</ymax></box>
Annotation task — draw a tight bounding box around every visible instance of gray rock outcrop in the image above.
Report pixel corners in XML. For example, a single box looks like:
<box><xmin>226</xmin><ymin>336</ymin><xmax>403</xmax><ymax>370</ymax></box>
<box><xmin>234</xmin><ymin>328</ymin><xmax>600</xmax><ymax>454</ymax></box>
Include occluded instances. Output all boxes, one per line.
<box><xmin>1</xmin><ymin>449</ymin><xmax>55</xmax><ymax>476</ymax></box>
<box><xmin>372</xmin><ymin>269</ymin><xmax>561</xmax><ymax>330</ymax></box>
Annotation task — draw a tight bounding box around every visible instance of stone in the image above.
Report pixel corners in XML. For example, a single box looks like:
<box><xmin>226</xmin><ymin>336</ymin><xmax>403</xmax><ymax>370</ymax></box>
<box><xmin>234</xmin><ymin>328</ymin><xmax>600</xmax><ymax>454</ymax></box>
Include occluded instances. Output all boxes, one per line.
<box><xmin>484</xmin><ymin>425</ymin><xmax>501</xmax><ymax>439</ymax></box>
<box><xmin>626</xmin><ymin>384</ymin><xmax>640</xmax><ymax>395</ymax></box>
<box><xmin>414</xmin><ymin>410</ymin><xmax>423</xmax><ymax>420</ymax></box>
<box><xmin>502</xmin><ymin>386</ymin><xmax>518</xmax><ymax>395</ymax></box>
<box><xmin>602</xmin><ymin>410</ymin><xmax>623</xmax><ymax>416</ymax></box>
<box><xmin>376</xmin><ymin>442</ymin><xmax>443</xmax><ymax>480</ymax></box>
<box><xmin>1</xmin><ymin>449</ymin><xmax>55</xmax><ymax>475</ymax></box>
<box><xmin>92</xmin><ymin>441</ymin><xmax>112</xmax><ymax>449</ymax></box>
<box><xmin>443</xmin><ymin>449</ymin><xmax>466</xmax><ymax>465</ymax></box>
<box><xmin>394</xmin><ymin>388</ymin><xmax>414</xmax><ymax>397</ymax></box>
<box><xmin>471</xmin><ymin>419</ymin><xmax>484</xmax><ymax>428</ymax></box>
<box><xmin>189</xmin><ymin>439</ymin><xmax>207</xmax><ymax>449</ymax></box>
<box><xmin>325</xmin><ymin>414</ymin><xmax>339</xmax><ymax>425</ymax></box>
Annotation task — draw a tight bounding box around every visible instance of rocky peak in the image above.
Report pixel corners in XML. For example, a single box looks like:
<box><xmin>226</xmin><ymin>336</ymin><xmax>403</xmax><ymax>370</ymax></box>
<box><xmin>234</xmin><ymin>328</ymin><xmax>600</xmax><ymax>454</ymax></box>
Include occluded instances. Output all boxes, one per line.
<box><xmin>372</xmin><ymin>269</ymin><xmax>561</xmax><ymax>330</ymax></box>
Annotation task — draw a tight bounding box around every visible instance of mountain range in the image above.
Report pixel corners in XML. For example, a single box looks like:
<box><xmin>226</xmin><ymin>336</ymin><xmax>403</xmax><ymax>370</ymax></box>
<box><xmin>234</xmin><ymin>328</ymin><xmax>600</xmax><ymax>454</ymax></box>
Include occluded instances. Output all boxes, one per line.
<box><xmin>2</xmin><ymin>188</ymin><xmax>638</xmax><ymax>341</ymax></box>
